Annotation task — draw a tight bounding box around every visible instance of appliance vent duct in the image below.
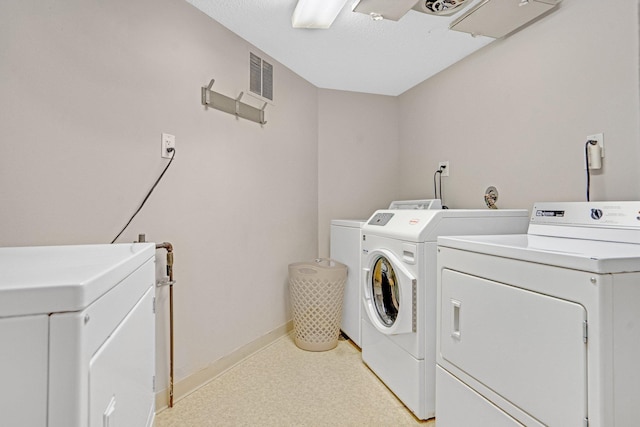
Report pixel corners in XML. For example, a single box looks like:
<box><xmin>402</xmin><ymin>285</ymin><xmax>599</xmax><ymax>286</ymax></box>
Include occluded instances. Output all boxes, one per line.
<box><xmin>449</xmin><ymin>0</ymin><xmax>561</xmax><ymax>38</ymax></box>
<box><xmin>412</xmin><ymin>0</ymin><xmax>472</xmax><ymax>16</ymax></box>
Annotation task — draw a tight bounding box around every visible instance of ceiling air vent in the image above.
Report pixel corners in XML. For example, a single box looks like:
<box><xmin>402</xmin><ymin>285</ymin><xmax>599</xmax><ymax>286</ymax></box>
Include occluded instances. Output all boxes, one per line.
<box><xmin>412</xmin><ymin>0</ymin><xmax>472</xmax><ymax>16</ymax></box>
<box><xmin>249</xmin><ymin>52</ymin><xmax>273</xmax><ymax>102</ymax></box>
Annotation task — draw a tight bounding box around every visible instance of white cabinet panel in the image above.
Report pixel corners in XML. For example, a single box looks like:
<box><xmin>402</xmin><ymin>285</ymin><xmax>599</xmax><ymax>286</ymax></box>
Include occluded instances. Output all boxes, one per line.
<box><xmin>440</xmin><ymin>269</ymin><xmax>587</xmax><ymax>427</ymax></box>
<box><xmin>0</xmin><ymin>315</ymin><xmax>48</xmax><ymax>426</ymax></box>
<box><xmin>89</xmin><ymin>287</ymin><xmax>155</xmax><ymax>427</ymax></box>
<box><xmin>436</xmin><ymin>366</ymin><xmax>527</xmax><ymax>427</ymax></box>
<box><xmin>330</xmin><ymin>221</ymin><xmax>363</xmax><ymax>346</ymax></box>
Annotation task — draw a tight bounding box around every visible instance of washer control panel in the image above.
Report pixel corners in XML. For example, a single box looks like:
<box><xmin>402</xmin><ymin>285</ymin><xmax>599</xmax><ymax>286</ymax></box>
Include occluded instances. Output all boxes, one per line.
<box><xmin>368</xmin><ymin>212</ymin><xmax>394</xmax><ymax>226</ymax></box>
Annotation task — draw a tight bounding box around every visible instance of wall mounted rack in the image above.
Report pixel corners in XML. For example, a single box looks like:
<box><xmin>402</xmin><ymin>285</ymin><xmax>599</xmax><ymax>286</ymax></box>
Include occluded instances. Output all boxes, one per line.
<box><xmin>201</xmin><ymin>79</ymin><xmax>267</xmax><ymax>126</ymax></box>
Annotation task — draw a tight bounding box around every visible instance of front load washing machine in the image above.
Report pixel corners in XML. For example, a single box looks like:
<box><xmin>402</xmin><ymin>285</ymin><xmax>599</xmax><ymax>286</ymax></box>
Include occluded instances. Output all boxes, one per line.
<box><xmin>360</xmin><ymin>208</ymin><xmax>528</xmax><ymax>420</ymax></box>
<box><xmin>330</xmin><ymin>200</ymin><xmax>443</xmax><ymax>347</ymax></box>
<box><xmin>436</xmin><ymin>202</ymin><xmax>640</xmax><ymax>427</ymax></box>
<box><xmin>0</xmin><ymin>243</ymin><xmax>156</xmax><ymax>427</ymax></box>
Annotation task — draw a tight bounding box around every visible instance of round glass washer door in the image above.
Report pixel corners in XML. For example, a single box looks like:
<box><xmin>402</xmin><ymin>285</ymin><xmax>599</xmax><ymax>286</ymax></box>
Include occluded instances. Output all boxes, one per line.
<box><xmin>371</xmin><ymin>256</ymin><xmax>400</xmax><ymax>327</ymax></box>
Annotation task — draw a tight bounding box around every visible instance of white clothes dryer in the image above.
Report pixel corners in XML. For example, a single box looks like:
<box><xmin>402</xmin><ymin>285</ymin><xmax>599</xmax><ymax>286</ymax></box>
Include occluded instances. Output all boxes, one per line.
<box><xmin>436</xmin><ymin>202</ymin><xmax>640</xmax><ymax>427</ymax></box>
<box><xmin>360</xmin><ymin>208</ymin><xmax>528</xmax><ymax>420</ymax></box>
<box><xmin>0</xmin><ymin>243</ymin><xmax>156</xmax><ymax>427</ymax></box>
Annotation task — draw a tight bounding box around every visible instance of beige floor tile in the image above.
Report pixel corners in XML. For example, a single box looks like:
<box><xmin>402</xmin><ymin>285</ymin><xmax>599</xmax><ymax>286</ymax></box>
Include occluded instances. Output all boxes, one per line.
<box><xmin>155</xmin><ymin>334</ymin><xmax>434</xmax><ymax>426</ymax></box>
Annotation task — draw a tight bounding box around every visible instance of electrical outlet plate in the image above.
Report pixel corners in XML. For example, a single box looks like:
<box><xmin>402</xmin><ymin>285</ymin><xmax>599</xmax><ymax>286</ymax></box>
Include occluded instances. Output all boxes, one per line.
<box><xmin>161</xmin><ymin>133</ymin><xmax>175</xmax><ymax>159</ymax></box>
<box><xmin>439</xmin><ymin>161</ymin><xmax>450</xmax><ymax>177</ymax></box>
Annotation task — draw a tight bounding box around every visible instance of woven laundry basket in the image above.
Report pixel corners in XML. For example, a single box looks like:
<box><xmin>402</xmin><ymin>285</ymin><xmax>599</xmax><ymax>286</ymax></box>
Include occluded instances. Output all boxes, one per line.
<box><xmin>288</xmin><ymin>258</ymin><xmax>347</xmax><ymax>351</ymax></box>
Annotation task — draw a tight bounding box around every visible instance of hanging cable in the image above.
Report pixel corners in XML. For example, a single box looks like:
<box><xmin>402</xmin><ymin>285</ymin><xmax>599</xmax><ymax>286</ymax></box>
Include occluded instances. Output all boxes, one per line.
<box><xmin>585</xmin><ymin>140</ymin><xmax>597</xmax><ymax>202</ymax></box>
<box><xmin>433</xmin><ymin>169</ymin><xmax>442</xmax><ymax>200</ymax></box>
<box><xmin>111</xmin><ymin>148</ymin><xmax>176</xmax><ymax>243</ymax></box>
<box><xmin>439</xmin><ymin>170</ymin><xmax>444</xmax><ymax>207</ymax></box>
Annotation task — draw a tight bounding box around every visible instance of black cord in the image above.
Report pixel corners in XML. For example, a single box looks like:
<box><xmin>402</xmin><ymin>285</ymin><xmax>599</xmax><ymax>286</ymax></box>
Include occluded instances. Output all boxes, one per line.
<box><xmin>433</xmin><ymin>169</ymin><xmax>442</xmax><ymax>200</ymax></box>
<box><xmin>585</xmin><ymin>140</ymin><xmax>597</xmax><ymax>202</ymax></box>
<box><xmin>439</xmin><ymin>171</ymin><xmax>443</xmax><ymax>205</ymax></box>
<box><xmin>111</xmin><ymin>148</ymin><xmax>176</xmax><ymax>244</ymax></box>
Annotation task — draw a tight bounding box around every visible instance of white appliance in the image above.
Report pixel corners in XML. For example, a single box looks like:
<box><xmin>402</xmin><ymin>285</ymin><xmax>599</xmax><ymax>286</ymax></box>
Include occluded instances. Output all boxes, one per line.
<box><xmin>360</xmin><ymin>208</ymin><xmax>528</xmax><ymax>420</ymax></box>
<box><xmin>0</xmin><ymin>243</ymin><xmax>156</xmax><ymax>427</ymax></box>
<box><xmin>330</xmin><ymin>200</ymin><xmax>443</xmax><ymax>347</ymax></box>
<box><xmin>436</xmin><ymin>201</ymin><xmax>640</xmax><ymax>427</ymax></box>
<box><xmin>330</xmin><ymin>219</ymin><xmax>366</xmax><ymax>347</ymax></box>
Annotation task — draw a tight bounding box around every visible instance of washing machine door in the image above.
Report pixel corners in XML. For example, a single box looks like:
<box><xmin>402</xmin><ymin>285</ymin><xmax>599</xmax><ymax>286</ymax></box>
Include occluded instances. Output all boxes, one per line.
<box><xmin>362</xmin><ymin>249</ymin><xmax>416</xmax><ymax>335</ymax></box>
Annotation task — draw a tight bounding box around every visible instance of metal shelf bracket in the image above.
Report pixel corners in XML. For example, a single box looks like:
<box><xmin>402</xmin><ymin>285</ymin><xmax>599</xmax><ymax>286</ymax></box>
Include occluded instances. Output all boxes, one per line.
<box><xmin>201</xmin><ymin>79</ymin><xmax>267</xmax><ymax>126</ymax></box>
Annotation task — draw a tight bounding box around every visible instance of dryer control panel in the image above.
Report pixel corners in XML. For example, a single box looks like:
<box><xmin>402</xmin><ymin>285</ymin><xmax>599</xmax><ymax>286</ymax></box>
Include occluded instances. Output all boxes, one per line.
<box><xmin>531</xmin><ymin>201</ymin><xmax>640</xmax><ymax>227</ymax></box>
<box><xmin>529</xmin><ymin>202</ymin><xmax>640</xmax><ymax>244</ymax></box>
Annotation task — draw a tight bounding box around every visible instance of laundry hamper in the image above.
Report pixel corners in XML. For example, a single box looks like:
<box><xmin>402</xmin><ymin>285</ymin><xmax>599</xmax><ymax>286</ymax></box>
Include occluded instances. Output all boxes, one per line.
<box><xmin>288</xmin><ymin>258</ymin><xmax>347</xmax><ymax>351</ymax></box>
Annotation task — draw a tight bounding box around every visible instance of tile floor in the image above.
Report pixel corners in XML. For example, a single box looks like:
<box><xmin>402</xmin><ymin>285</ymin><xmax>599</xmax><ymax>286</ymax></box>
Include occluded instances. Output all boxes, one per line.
<box><xmin>155</xmin><ymin>334</ymin><xmax>435</xmax><ymax>426</ymax></box>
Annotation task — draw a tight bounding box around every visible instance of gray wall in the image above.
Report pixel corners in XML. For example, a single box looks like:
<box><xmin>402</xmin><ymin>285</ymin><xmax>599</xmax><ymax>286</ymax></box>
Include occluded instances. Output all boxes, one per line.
<box><xmin>0</xmin><ymin>0</ymin><xmax>318</xmax><ymax>401</ymax></box>
<box><xmin>318</xmin><ymin>89</ymin><xmax>401</xmax><ymax>257</ymax></box>
<box><xmin>398</xmin><ymin>0</ymin><xmax>640</xmax><ymax>208</ymax></box>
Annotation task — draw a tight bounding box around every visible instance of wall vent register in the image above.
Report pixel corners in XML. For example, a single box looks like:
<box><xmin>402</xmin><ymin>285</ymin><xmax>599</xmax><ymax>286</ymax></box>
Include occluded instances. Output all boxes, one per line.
<box><xmin>250</xmin><ymin>52</ymin><xmax>273</xmax><ymax>102</ymax></box>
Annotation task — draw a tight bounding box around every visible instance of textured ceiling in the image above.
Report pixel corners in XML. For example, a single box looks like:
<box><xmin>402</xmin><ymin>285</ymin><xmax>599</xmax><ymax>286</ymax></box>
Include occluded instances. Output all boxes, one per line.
<box><xmin>186</xmin><ymin>0</ymin><xmax>495</xmax><ymax>96</ymax></box>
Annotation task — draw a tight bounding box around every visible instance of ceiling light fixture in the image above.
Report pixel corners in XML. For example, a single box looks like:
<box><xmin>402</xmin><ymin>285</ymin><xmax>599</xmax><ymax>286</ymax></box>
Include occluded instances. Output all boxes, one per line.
<box><xmin>291</xmin><ymin>0</ymin><xmax>349</xmax><ymax>29</ymax></box>
<box><xmin>370</xmin><ymin>13</ymin><xmax>384</xmax><ymax>21</ymax></box>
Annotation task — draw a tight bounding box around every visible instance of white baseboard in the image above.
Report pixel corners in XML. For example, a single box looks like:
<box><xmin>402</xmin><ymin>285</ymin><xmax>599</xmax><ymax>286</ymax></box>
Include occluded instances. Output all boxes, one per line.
<box><xmin>155</xmin><ymin>320</ymin><xmax>293</xmax><ymax>412</ymax></box>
